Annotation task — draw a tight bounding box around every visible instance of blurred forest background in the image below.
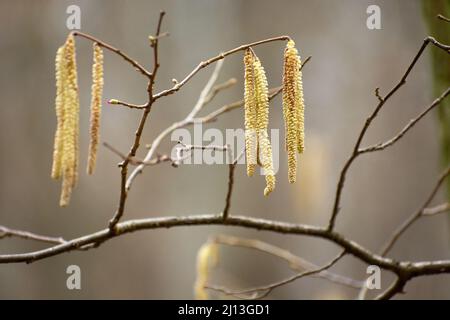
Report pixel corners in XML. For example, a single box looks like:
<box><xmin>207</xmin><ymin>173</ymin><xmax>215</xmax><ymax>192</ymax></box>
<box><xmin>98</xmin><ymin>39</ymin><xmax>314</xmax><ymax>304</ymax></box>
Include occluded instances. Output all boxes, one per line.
<box><xmin>0</xmin><ymin>0</ymin><xmax>449</xmax><ymax>299</ymax></box>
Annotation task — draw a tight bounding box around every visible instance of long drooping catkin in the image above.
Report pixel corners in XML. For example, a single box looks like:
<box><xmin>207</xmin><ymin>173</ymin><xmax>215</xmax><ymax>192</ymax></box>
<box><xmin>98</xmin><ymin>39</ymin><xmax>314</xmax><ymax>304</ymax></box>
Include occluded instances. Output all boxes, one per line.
<box><xmin>87</xmin><ymin>44</ymin><xmax>104</xmax><ymax>175</ymax></box>
<box><xmin>283</xmin><ymin>40</ymin><xmax>305</xmax><ymax>184</ymax></box>
<box><xmin>253</xmin><ymin>57</ymin><xmax>275</xmax><ymax>196</ymax></box>
<box><xmin>60</xmin><ymin>34</ymin><xmax>80</xmax><ymax>206</ymax></box>
<box><xmin>51</xmin><ymin>34</ymin><xmax>80</xmax><ymax>207</ymax></box>
<box><xmin>243</xmin><ymin>49</ymin><xmax>257</xmax><ymax>176</ymax></box>
<box><xmin>51</xmin><ymin>46</ymin><xmax>66</xmax><ymax>180</ymax></box>
<box><xmin>296</xmin><ymin>51</ymin><xmax>305</xmax><ymax>154</ymax></box>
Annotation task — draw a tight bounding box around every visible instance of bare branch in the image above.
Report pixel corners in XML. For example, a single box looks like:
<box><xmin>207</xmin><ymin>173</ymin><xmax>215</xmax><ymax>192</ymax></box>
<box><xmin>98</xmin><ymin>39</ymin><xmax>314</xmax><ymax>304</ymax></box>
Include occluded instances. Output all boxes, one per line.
<box><xmin>0</xmin><ymin>226</ymin><xmax>65</xmax><ymax>245</ymax></box>
<box><xmin>327</xmin><ymin>36</ymin><xmax>450</xmax><ymax>232</ymax></box>
<box><xmin>125</xmin><ymin>60</ymin><xmax>226</xmax><ymax>191</ymax></box>
<box><xmin>109</xmin><ymin>11</ymin><xmax>166</xmax><ymax>230</ymax></box>
<box><xmin>108</xmin><ymin>99</ymin><xmax>146</xmax><ymax>110</ymax></box>
<box><xmin>422</xmin><ymin>202</ymin><xmax>450</xmax><ymax>216</ymax></box>
<box><xmin>375</xmin><ymin>276</ymin><xmax>407</xmax><ymax>300</ymax></box>
<box><xmin>206</xmin><ymin>250</ymin><xmax>346</xmax><ymax>299</ymax></box>
<box><xmin>380</xmin><ymin>166</ymin><xmax>450</xmax><ymax>256</ymax></box>
<box><xmin>437</xmin><ymin>14</ymin><xmax>450</xmax><ymax>23</ymax></box>
<box><xmin>152</xmin><ymin>35</ymin><xmax>291</xmax><ymax>100</ymax></box>
<box><xmin>72</xmin><ymin>31</ymin><xmax>152</xmax><ymax>78</ymax></box>
<box><xmin>212</xmin><ymin>234</ymin><xmax>364</xmax><ymax>289</ymax></box>
<box><xmin>222</xmin><ymin>150</ymin><xmax>244</xmax><ymax>220</ymax></box>
<box><xmin>360</xmin><ymin>87</ymin><xmax>450</xmax><ymax>154</ymax></box>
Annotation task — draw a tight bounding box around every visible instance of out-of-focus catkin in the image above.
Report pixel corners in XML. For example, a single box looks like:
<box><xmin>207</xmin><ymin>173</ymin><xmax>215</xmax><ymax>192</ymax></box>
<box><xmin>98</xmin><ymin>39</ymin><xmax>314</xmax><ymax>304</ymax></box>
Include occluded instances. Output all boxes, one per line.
<box><xmin>52</xmin><ymin>34</ymin><xmax>80</xmax><ymax>207</ymax></box>
<box><xmin>253</xmin><ymin>57</ymin><xmax>275</xmax><ymax>196</ymax></box>
<box><xmin>194</xmin><ymin>242</ymin><xmax>219</xmax><ymax>300</ymax></box>
<box><xmin>87</xmin><ymin>44</ymin><xmax>104</xmax><ymax>175</ymax></box>
<box><xmin>243</xmin><ymin>49</ymin><xmax>257</xmax><ymax>177</ymax></box>
<box><xmin>283</xmin><ymin>40</ymin><xmax>305</xmax><ymax>184</ymax></box>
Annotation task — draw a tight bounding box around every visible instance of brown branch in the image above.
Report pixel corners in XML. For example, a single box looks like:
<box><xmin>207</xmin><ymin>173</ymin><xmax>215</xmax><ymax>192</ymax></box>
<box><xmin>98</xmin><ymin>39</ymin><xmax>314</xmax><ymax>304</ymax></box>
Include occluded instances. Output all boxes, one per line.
<box><xmin>206</xmin><ymin>250</ymin><xmax>346</xmax><ymax>299</ymax></box>
<box><xmin>108</xmin><ymin>12</ymin><xmax>166</xmax><ymax>230</ymax></box>
<box><xmin>375</xmin><ymin>276</ymin><xmax>408</xmax><ymax>300</ymax></box>
<box><xmin>0</xmin><ymin>226</ymin><xmax>65</xmax><ymax>245</ymax></box>
<box><xmin>212</xmin><ymin>234</ymin><xmax>364</xmax><ymax>289</ymax></box>
<box><xmin>103</xmin><ymin>142</ymin><xmax>175</xmax><ymax>167</ymax></box>
<box><xmin>125</xmin><ymin>60</ymin><xmax>226</xmax><ymax>190</ymax></box>
<box><xmin>222</xmin><ymin>150</ymin><xmax>243</xmax><ymax>220</ymax></box>
<box><xmin>196</xmin><ymin>56</ymin><xmax>310</xmax><ymax>124</ymax></box>
<box><xmin>0</xmin><ymin>214</ymin><xmax>440</xmax><ymax>273</ymax></box>
<box><xmin>380</xmin><ymin>166</ymin><xmax>450</xmax><ymax>256</ymax></box>
<box><xmin>108</xmin><ymin>99</ymin><xmax>146</xmax><ymax>110</ymax></box>
<box><xmin>72</xmin><ymin>31</ymin><xmax>152</xmax><ymax>78</ymax></box>
<box><xmin>152</xmin><ymin>35</ymin><xmax>291</xmax><ymax>100</ymax></box>
<box><xmin>360</xmin><ymin>87</ymin><xmax>450</xmax><ymax>154</ymax></box>
<box><xmin>126</xmin><ymin>55</ymin><xmax>311</xmax><ymax>191</ymax></box>
<box><xmin>7</xmin><ymin>12</ymin><xmax>448</xmax><ymax>299</ymax></box>
<box><xmin>422</xmin><ymin>202</ymin><xmax>450</xmax><ymax>216</ymax></box>
<box><xmin>327</xmin><ymin>36</ymin><xmax>450</xmax><ymax>232</ymax></box>
<box><xmin>358</xmin><ymin>167</ymin><xmax>450</xmax><ymax>300</ymax></box>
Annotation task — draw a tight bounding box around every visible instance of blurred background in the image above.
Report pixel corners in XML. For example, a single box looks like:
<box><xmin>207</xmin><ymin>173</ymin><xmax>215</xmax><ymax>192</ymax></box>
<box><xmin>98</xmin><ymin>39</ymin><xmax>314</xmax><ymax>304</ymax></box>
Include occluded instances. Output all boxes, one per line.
<box><xmin>0</xmin><ymin>0</ymin><xmax>449</xmax><ymax>299</ymax></box>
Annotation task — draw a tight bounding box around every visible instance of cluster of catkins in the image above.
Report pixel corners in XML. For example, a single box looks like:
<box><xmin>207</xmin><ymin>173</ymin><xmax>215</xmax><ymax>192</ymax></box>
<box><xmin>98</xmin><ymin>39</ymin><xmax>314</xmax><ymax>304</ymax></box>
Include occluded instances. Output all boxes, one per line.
<box><xmin>51</xmin><ymin>34</ymin><xmax>104</xmax><ymax>206</ymax></box>
<box><xmin>244</xmin><ymin>40</ymin><xmax>305</xmax><ymax>196</ymax></box>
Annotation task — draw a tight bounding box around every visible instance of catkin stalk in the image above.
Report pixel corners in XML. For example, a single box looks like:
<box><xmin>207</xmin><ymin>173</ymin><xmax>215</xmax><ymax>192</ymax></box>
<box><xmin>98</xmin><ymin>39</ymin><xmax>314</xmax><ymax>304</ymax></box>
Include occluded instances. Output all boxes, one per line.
<box><xmin>87</xmin><ymin>44</ymin><xmax>104</xmax><ymax>175</ymax></box>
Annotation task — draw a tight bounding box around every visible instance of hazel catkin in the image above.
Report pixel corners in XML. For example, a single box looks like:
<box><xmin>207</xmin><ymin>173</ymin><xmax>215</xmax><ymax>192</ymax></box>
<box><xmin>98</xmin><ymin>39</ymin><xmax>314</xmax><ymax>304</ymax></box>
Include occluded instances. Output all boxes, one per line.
<box><xmin>87</xmin><ymin>43</ymin><xmax>104</xmax><ymax>175</ymax></box>
<box><xmin>52</xmin><ymin>34</ymin><xmax>80</xmax><ymax>207</ymax></box>
<box><xmin>243</xmin><ymin>49</ymin><xmax>258</xmax><ymax>177</ymax></box>
<box><xmin>282</xmin><ymin>40</ymin><xmax>305</xmax><ymax>184</ymax></box>
<box><xmin>253</xmin><ymin>57</ymin><xmax>275</xmax><ymax>196</ymax></box>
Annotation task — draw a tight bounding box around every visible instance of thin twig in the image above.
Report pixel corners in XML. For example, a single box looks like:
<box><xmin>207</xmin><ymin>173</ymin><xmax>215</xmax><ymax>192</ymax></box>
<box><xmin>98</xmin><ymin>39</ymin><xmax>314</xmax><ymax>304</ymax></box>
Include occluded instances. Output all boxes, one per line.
<box><xmin>125</xmin><ymin>60</ymin><xmax>226</xmax><ymax>191</ymax></box>
<box><xmin>422</xmin><ymin>202</ymin><xmax>450</xmax><ymax>216</ymax></box>
<box><xmin>437</xmin><ymin>14</ymin><xmax>450</xmax><ymax>23</ymax></box>
<box><xmin>358</xmin><ymin>167</ymin><xmax>450</xmax><ymax>300</ymax></box>
<box><xmin>327</xmin><ymin>36</ymin><xmax>450</xmax><ymax>232</ymax></box>
<box><xmin>108</xmin><ymin>99</ymin><xmax>146</xmax><ymax>110</ymax></box>
<box><xmin>108</xmin><ymin>11</ymin><xmax>166</xmax><ymax>230</ymax></box>
<box><xmin>212</xmin><ymin>234</ymin><xmax>363</xmax><ymax>289</ymax></box>
<box><xmin>103</xmin><ymin>142</ymin><xmax>175</xmax><ymax>167</ymax></box>
<box><xmin>222</xmin><ymin>150</ymin><xmax>244</xmax><ymax>220</ymax></box>
<box><xmin>206</xmin><ymin>250</ymin><xmax>346</xmax><ymax>299</ymax></box>
<box><xmin>360</xmin><ymin>87</ymin><xmax>450</xmax><ymax>154</ymax></box>
<box><xmin>375</xmin><ymin>276</ymin><xmax>408</xmax><ymax>300</ymax></box>
<box><xmin>152</xmin><ymin>35</ymin><xmax>291</xmax><ymax>100</ymax></box>
<box><xmin>0</xmin><ymin>226</ymin><xmax>65</xmax><ymax>245</ymax></box>
<box><xmin>380</xmin><ymin>166</ymin><xmax>450</xmax><ymax>256</ymax></box>
<box><xmin>72</xmin><ymin>31</ymin><xmax>152</xmax><ymax>78</ymax></box>
<box><xmin>126</xmin><ymin>55</ymin><xmax>311</xmax><ymax>190</ymax></box>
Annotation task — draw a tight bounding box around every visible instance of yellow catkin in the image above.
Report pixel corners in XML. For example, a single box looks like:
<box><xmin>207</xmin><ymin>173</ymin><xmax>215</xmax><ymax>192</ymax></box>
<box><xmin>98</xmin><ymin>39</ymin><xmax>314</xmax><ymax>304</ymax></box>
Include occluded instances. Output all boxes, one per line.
<box><xmin>58</xmin><ymin>34</ymin><xmax>80</xmax><ymax>207</ymax></box>
<box><xmin>296</xmin><ymin>53</ymin><xmax>305</xmax><ymax>154</ymax></box>
<box><xmin>283</xmin><ymin>40</ymin><xmax>304</xmax><ymax>184</ymax></box>
<box><xmin>51</xmin><ymin>46</ymin><xmax>66</xmax><ymax>180</ymax></box>
<box><xmin>193</xmin><ymin>242</ymin><xmax>219</xmax><ymax>300</ymax></box>
<box><xmin>253</xmin><ymin>57</ymin><xmax>275</xmax><ymax>196</ymax></box>
<box><xmin>243</xmin><ymin>49</ymin><xmax>257</xmax><ymax>177</ymax></box>
<box><xmin>87</xmin><ymin>44</ymin><xmax>104</xmax><ymax>175</ymax></box>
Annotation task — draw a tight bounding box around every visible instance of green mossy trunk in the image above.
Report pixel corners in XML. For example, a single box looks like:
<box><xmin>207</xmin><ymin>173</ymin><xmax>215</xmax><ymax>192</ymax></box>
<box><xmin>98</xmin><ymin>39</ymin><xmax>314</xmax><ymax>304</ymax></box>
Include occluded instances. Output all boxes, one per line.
<box><xmin>422</xmin><ymin>0</ymin><xmax>450</xmax><ymax>200</ymax></box>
